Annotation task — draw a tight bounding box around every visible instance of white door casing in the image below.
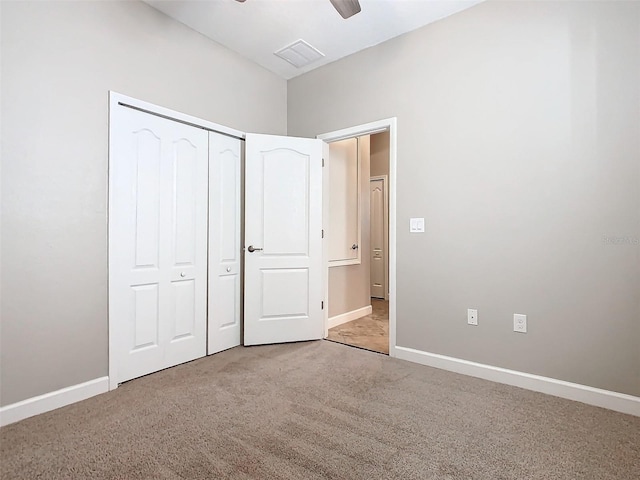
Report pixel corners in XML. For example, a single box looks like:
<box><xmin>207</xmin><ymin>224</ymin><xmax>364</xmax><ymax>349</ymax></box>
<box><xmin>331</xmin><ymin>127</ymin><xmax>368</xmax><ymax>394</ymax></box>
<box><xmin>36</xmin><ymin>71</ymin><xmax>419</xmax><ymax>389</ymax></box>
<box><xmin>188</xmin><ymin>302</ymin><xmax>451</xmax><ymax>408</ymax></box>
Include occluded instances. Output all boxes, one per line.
<box><xmin>318</xmin><ymin>117</ymin><xmax>397</xmax><ymax>356</ymax></box>
<box><xmin>322</xmin><ymin>141</ymin><xmax>330</xmax><ymax>338</ymax></box>
<box><xmin>370</xmin><ymin>176</ymin><xmax>388</xmax><ymax>299</ymax></box>
<box><xmin>244</xmin><ymin>133</ymin><xmax>325</xmax><ymax>345</ymax></box>
<box><xmin>109</xmin><ymin>104</ymin><xmax>208</xmax><ymax>384</ymax></box>
<box><xmin>208</xmin><ymin>132</ymin><xmax>242</xmax><ymax>354</ymax></box>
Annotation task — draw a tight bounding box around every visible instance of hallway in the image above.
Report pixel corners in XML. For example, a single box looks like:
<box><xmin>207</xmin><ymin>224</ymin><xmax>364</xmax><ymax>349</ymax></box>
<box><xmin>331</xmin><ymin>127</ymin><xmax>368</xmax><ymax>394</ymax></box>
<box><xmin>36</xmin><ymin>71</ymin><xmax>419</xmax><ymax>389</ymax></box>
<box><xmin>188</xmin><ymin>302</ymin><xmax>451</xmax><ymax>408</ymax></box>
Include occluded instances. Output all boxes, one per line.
<box><xmin>326</xmin><ymin>299</ymin><xmax>389</xmax><ymax>354</ymax></box>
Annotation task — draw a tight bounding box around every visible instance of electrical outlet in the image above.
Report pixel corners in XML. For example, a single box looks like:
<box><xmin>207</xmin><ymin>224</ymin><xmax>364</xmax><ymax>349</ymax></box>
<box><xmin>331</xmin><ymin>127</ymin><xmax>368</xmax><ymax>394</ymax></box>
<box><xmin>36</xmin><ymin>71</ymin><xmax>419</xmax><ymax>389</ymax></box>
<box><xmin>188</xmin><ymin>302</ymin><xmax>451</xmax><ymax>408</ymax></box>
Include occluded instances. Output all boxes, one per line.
<box><xmin>514</xmin><ymin>314</ymin><xmax>527</xmax><ymax>333</ymax></box>
<box><xmin>467</xmin><ymin>308</ymin><xmax>478</xmax><ymax>326</ymax></box>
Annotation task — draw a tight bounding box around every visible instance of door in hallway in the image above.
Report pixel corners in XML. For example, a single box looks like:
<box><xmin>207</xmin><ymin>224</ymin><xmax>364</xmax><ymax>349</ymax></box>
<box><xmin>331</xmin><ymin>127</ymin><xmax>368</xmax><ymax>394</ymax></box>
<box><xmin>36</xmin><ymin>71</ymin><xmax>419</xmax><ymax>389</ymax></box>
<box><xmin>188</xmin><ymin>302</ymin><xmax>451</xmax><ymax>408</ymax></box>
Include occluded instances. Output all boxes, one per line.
<box><xmin>370</xmin><ymin>176</ymin><xmax>387</xmax><ymax>299</ymax></box>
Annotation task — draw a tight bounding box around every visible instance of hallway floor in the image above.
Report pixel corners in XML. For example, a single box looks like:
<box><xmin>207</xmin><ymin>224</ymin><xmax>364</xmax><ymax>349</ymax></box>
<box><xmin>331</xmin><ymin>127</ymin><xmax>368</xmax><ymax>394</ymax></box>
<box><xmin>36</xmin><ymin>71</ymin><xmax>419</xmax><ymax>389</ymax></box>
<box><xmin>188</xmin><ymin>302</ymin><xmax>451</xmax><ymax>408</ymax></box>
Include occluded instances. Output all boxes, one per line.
<box><xmin>326</xmin><ymin>299</ymin><xmax>389</xmax><ymax>354</ymax></box>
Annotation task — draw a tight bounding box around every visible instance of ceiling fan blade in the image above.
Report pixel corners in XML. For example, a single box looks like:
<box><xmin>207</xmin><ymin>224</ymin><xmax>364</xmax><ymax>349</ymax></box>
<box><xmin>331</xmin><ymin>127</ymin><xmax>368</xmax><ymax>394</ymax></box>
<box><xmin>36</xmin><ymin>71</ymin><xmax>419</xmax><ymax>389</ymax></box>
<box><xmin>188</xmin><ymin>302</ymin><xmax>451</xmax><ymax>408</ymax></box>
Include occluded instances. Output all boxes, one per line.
<box><xmin>329</xmin><ymin>0</ymin><xmax>361</xmax><ymax>19</ymax></box>
<box><xmin>235</xmin><ymin>0</ymin><xmax>360</xmax><ymax>20</ymax></box>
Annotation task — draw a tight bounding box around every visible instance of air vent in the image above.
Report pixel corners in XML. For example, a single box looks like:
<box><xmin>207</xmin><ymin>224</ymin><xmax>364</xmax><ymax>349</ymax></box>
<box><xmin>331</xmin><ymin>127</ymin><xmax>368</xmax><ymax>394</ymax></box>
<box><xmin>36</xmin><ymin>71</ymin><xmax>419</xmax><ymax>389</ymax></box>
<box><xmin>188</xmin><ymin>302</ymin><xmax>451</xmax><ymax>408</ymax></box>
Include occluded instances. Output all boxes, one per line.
<box><xmin>274</xmin><ymin>39</ymin><xmax>325</xmax><ymax>68</ymax></box>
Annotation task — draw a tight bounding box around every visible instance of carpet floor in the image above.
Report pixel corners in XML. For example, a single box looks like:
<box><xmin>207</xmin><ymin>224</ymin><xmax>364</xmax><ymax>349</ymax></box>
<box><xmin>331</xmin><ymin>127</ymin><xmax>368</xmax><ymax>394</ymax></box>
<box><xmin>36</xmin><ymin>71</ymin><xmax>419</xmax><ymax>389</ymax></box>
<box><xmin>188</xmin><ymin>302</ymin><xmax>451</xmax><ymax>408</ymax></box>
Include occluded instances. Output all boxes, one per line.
<box><xmin>1</xmin><ymin>340</ymin><xmax>638</xmax><ymax>479</ymax></box>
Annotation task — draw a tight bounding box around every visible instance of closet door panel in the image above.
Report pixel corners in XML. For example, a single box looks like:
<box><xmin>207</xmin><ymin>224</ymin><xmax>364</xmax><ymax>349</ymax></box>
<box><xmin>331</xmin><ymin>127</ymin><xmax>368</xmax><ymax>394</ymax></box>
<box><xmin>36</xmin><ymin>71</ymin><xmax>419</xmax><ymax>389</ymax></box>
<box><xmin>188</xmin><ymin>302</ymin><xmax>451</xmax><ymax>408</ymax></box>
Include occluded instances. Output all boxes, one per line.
<box><xmin>208</xmin><ymin>132</ymin><xmax>242</xmax><ymax>354</ymax></box>
<box><xmin>109</xmin><ymin>105</ymin><xmax>207</xmax><ymax>384</ymax></box>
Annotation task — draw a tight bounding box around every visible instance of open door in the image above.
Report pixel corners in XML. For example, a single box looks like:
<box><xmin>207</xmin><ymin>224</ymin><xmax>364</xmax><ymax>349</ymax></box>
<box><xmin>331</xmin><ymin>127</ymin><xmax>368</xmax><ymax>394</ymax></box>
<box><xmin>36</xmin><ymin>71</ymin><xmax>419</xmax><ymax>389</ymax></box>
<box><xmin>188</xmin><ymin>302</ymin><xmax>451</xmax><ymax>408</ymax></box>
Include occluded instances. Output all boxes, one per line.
<box><xmin>244</xmin><ymin>133</ymin><xmax>325</xmax><ymax>345</ymax></box>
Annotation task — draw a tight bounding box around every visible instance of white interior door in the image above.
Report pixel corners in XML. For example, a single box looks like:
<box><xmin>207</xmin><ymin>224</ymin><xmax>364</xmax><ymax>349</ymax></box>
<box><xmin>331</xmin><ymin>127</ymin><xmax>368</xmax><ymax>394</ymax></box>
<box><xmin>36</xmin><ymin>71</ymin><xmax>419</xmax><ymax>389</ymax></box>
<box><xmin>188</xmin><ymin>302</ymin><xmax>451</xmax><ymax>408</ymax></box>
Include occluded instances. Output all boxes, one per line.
<box><xmin>109</xmin><ymin>105</ymin><xmax>208</xmax><ymax>384</ymax></box>
<box><xmin>208</xmin><ymin>132</ymin><xmax>242</xmax><ymax>354</ymax></box>
<box><xmin>370</xmin><ymin>176</ymin><xmax>387</xmax><ymax>299</ymax></box>
<box><xmin>244</xmin><ymin>133</ymin><xmax>324</xmax><ymax>345</ymax></box>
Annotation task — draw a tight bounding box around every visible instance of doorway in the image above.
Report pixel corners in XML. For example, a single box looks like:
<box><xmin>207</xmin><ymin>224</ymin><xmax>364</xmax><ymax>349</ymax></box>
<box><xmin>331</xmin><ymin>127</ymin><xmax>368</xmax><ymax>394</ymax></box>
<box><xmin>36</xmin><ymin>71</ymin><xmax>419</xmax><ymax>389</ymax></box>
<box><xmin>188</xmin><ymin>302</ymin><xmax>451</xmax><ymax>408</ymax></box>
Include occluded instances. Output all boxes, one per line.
<box><xmin>318</xmin><ymin>121</ymin><xmax>396</xmax><ymax>356</ymax></box>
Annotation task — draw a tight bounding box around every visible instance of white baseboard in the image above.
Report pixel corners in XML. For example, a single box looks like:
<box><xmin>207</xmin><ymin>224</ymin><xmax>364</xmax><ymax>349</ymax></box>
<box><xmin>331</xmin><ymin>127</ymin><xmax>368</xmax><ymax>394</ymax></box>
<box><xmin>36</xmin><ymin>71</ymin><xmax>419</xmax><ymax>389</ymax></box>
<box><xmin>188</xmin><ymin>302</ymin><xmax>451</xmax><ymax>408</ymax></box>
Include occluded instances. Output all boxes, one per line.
<box><xmin>3</xmin><ymin>351</ymin><xmax>636</xmax><ymax>427</ymax></box>
<box><xmin>0</xmin><ymin>376</ymin><xmax>109</xmax><ymax>427</ymax></box>
<box><xmin>328</xmin><ymin>305</ymin><xmax>372</xmax><ymax>329</ymax></box>
<box><xmin>395</xmin><ymin>346</ymin><xmax>640</xmax><ymax>417</ymax></box>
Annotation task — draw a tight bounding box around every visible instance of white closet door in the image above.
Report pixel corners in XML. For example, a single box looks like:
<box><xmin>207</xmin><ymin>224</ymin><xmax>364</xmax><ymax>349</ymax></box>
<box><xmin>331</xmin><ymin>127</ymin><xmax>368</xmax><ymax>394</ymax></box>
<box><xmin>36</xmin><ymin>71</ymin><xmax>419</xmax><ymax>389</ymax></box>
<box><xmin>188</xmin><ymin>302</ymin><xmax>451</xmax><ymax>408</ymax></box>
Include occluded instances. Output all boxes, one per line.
<box><xmin>208</xmin><ymin>132</ymin><xmax>242</xmax><ymax>354</ymax></box>
<box><xmin>244</xmin><ymin>133</ymin><xmax>324</xmax><ymax>345</ymax></box>
<box><xmin>109</xmin><ymin>105</ymin><xmax>208</xmax><ymax>384</ymax></box>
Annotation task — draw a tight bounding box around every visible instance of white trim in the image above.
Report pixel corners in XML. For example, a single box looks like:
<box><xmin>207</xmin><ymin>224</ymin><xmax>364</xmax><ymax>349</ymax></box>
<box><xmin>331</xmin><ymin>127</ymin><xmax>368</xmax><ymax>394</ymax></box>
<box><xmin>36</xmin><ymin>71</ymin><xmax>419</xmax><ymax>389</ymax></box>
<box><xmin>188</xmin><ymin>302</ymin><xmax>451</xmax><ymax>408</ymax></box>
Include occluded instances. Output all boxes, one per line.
<box><xmin>317</xmin><ymin>120</ymin><xmax>390</xmax><ymax>143</ymax></box>
<box><xmin>328</xmin><ymin>305</ymin><xmax>373</xmax><ymax>329</ymax></box>
<box><xmin>322</xmin><ymin>142</ymin><xmax>331</xmax><ymax>338</ymax></box>
<box><xmin>317</xmin><ymin>118</ymin><xmax>397</xmax><ymax>358</ymax></box>
<box><xmin>108</xmin><ymin>93</ymin><xmax>119</xmax><ymax>391</ymax></box>
<box><xmin>0</xmin><ymin>377</ymin><xmax>109</xmax><ymax>427</ymax></box>
<box><xmin>109</xmin><ymin>91</ymin><xmax>245</xmax><ymax>140</ymax></box>
<box><xmin>328</xmin><ymin>259</ymin><xmax>360</xmax><ymax>267</ymax></box>
<box><xmin>395</xmin><ymin>346</ymin><xmax>640</xmax><ymax>417</ymax></box>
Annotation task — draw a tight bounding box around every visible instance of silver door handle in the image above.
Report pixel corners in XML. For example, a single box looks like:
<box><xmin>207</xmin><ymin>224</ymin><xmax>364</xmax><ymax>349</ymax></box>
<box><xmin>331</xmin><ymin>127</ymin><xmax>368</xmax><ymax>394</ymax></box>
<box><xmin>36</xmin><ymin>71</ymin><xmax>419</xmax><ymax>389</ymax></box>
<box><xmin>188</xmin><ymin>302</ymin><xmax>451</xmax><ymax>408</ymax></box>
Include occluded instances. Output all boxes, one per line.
<box><xmin>247</xmin><ymin>245</ymin><xmax>263</xmax><ymax>253</ymax></box>
<box><xmin>351</xmin><ymin>244</ymin><xmax>359</xmax><ymax>250</ymax></box>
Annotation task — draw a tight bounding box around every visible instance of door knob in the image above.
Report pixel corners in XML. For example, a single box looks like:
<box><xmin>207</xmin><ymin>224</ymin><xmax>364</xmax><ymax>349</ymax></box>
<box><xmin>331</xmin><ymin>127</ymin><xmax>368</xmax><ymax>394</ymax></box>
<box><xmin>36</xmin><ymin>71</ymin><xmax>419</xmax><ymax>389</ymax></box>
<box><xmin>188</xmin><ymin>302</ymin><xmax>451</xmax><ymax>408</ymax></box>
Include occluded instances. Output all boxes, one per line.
<box><xmin>351</xmin><ymin>244</ymin><xmax>359</xmax><ymax>250</ymax></box>
<box><xmin>247</xmin><ymin>245</ymin><xmax>263</xmax><ymax>253</ymax></box>
<box><xmin>180</xmin><ymin>272</ymin><xmax>186</xmax><ymax>277</ymax></box>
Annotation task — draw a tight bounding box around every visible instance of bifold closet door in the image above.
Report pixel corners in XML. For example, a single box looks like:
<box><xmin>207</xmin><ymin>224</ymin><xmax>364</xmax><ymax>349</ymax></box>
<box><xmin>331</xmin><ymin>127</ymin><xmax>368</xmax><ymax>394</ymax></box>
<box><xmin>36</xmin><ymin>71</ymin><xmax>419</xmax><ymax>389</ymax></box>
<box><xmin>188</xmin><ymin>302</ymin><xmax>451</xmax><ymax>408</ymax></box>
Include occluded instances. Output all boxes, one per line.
<box><xmin>208</xmin><ymin>132</ymin><xmax>242</xmax><ymax>354</ymax></box>
<box><xmin>109</xmin><ymin>105</ymin><xmax>208</xmax><ymax>384</ymax></box>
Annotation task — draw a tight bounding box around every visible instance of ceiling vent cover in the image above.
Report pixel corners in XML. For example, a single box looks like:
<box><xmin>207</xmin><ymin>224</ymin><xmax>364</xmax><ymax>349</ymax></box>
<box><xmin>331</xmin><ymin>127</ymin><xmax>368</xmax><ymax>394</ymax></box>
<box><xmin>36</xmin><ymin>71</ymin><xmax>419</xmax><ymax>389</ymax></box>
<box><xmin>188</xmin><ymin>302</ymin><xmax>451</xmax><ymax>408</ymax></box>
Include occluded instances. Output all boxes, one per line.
<box><xmin>274</xmin><ymin>39</ymin><xmax>325</xmax><ymax>68</ymax></box>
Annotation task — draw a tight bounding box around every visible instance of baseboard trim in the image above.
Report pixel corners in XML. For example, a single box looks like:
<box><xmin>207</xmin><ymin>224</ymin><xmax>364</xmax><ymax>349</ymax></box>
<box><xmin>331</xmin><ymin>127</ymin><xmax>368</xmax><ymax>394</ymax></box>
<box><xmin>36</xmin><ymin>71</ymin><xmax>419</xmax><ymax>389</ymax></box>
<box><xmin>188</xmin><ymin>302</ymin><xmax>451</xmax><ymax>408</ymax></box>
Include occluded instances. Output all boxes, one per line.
<box><xmin>328</xmin><ymin>305</ymin><xmax>372</xmax><ymax>329</ymax></box>
<box><xmin>0</xmin><ymin>376</ymin><xmax>109</xmax><ymax>427</ymax></box>
<box><xmin>395</xmin><ymin>346</ymin><xmax>640</xmax><ymax>417</ymax></box>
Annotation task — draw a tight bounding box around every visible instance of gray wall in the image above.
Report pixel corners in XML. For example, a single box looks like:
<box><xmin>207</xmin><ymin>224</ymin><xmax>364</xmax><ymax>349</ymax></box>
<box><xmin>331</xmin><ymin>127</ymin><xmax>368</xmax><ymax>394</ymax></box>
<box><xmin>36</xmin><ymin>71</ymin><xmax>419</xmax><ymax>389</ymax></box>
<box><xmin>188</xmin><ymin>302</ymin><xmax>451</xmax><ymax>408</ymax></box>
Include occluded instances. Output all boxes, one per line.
<box><xmin>329</xmin><ymin>136</ymin><xmax>371</xmax><ymax>318</ymax></box>
<box><xmin>0</xmin><ymin>0</ymin><xmax>286</xmax><ymax>406</ymax></box>
<box><xmin>289</xmin><ymin>1</ymin><xmax>640</xmax><ymax>396</ymax></box>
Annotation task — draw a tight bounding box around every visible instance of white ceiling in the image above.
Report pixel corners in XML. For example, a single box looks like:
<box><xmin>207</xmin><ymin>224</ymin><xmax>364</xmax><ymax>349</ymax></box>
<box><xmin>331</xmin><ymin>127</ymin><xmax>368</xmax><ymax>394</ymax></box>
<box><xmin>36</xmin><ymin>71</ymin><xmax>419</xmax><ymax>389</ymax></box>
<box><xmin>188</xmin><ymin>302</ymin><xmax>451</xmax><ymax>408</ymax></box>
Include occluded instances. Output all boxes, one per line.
<box><xmin>145</xmin><ymin>0</ymin><xmax>483</xmax><ymax>80</ymax></box>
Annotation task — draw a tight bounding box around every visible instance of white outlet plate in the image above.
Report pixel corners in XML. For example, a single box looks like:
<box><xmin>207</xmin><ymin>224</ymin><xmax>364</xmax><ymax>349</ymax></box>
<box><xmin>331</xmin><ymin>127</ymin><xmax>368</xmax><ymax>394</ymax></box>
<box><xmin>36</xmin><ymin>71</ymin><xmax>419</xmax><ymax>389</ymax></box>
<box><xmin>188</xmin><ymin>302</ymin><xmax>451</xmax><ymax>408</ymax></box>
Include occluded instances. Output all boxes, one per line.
<box><xmin>409</xmin><ymin>218</ymin><xmax>425</xmax><ymax>233</ymax></box>
<box><xmin>514</xmin><ymin>314</ymin><xmax>527</xmax><ymax>333</ymax></box>
<box><xmin>467</xmin><ymin>308</ymin><xmax>478</xmax><ymax>326</ymax></box>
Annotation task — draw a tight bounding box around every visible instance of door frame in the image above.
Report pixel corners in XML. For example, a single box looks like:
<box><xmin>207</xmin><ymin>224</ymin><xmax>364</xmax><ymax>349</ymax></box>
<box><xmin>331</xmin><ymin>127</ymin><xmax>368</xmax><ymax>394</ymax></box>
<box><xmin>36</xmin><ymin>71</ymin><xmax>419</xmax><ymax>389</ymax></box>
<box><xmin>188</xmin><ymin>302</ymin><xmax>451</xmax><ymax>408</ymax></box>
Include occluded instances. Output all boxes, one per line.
<box><xmin>107</xmin><ymin>91</ymin><xmax>244</xmax><ymax>390</ymax></box>
<box><xmin>317</xmin><ymin>118</ymin><xmax>397</xmax><ymax>357</ymax></box>
<box><xmin>370</xmin><ymin>175</ymin><xmax>389</xmax><ymax>302</ymax></box>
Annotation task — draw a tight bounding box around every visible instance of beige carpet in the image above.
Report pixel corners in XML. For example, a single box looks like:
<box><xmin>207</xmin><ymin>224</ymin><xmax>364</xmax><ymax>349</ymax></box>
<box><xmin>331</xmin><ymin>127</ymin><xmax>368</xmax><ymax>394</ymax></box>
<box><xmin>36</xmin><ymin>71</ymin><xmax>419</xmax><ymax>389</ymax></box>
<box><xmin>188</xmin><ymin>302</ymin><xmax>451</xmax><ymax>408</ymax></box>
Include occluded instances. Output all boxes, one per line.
<box><xmin>1</xmin><ymin>340</ymin><xmax>638</xmax><ymax>479</ymax></box>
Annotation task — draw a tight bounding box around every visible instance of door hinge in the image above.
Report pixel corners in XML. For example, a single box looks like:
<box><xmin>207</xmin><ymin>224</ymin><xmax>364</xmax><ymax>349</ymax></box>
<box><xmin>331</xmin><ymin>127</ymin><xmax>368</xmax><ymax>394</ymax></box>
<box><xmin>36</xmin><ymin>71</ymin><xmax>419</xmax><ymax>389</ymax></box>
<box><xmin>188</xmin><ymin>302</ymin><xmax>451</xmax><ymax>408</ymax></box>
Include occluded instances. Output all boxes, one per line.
<box><xmin>321</xmin><ymin>301</ymin><xmax>324</xmax><ymax>310</ymax></box>
<box><xmin>322</xmin><ymin>229</ymin><xmax>324</xmax><ymax>238</ymax></box>
<box><xmin>322</xmin><ymin>158</ymin><xmax>325</xmax><ymax>167</ymax></box>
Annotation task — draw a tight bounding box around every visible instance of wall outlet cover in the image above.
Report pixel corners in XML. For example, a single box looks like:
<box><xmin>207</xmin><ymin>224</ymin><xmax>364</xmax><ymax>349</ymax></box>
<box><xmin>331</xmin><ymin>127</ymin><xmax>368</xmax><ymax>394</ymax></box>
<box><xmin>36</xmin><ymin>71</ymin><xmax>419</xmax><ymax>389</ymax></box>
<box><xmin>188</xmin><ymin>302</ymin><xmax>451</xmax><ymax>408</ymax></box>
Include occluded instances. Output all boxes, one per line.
<box><xmin>467</xmin><ymin>308</ymin><xmax>478</xmax><ymax>326</ymax></box>
<box><xmin>514</xmin><ymin>314</ymin><xmax>527</xmax><ymax>333</ymax></box>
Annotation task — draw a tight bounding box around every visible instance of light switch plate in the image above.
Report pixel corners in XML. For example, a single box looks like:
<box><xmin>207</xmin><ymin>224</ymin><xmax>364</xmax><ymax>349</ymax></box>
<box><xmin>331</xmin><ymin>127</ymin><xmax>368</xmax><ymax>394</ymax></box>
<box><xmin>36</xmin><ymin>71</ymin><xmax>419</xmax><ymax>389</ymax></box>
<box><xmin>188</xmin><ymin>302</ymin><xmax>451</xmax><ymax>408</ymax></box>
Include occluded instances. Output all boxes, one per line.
<box><xmin>410</xmin><ymin>218</ymin><xmax>425</xmax><ymax>233</ymax></box>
